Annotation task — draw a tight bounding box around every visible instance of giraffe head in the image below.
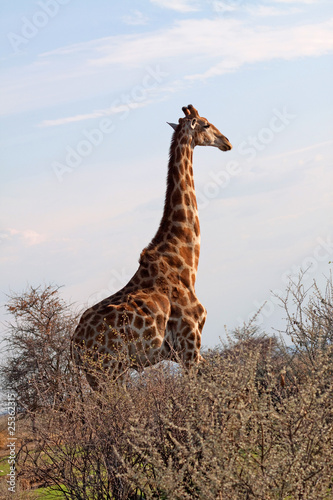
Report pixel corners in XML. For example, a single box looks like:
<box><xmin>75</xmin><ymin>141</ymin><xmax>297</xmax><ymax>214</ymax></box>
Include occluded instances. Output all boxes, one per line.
<box><xmin>168</xmin><ymin>104</ymin><xmax>232</xmax><ymax>151</ymax></box>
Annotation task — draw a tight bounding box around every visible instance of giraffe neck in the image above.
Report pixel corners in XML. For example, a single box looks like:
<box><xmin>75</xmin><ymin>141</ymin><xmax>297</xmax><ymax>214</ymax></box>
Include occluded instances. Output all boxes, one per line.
<box><xmin>147</xmin><ymin>129</ymin><xmax>201</xmax><ymax>274</ymax></box>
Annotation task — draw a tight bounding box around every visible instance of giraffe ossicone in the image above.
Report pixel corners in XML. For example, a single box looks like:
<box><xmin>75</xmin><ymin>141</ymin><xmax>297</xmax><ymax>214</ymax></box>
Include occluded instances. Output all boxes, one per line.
<box><xmin>72</xmin><ymin>104</ymin><xmax>232</xmax><ymax>389</ymax></box>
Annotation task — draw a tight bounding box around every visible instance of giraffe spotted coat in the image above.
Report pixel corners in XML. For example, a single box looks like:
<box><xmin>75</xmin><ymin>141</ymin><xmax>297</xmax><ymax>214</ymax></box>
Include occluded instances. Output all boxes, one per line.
<box><xmin>72</xmin><ymin>105</ymin><xmax>232</xmax><ymax>388</ymax></box>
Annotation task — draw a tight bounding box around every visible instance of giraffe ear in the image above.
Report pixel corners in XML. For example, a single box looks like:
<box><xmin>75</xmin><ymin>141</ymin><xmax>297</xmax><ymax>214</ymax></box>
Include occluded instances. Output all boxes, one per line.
<box><xmin>167</xmin><ymin>122</ymin><xmax>178</xmax><ymax>131</ymax></box>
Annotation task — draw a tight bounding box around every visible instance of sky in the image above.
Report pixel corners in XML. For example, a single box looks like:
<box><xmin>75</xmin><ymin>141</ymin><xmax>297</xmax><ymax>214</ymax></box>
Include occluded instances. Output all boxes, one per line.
<box><xmin>0</xmin><ymin>0</ymin><xmax>333</xmax><ymax>348</ymax></box>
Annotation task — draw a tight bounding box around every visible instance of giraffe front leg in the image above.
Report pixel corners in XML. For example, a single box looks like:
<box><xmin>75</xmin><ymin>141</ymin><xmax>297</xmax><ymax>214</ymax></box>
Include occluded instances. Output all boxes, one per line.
<box><xmin>181</xmin><ymin>303</ymin><xmax>207</xmax><ymax>369</ymax></box>
<box><xmin>176</xmin><ymin>325</ymin><xmax>204</xmax><ymax>370</ymax></box>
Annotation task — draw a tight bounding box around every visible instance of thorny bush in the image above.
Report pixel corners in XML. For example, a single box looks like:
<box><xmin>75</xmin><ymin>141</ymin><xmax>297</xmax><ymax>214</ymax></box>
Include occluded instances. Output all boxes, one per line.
<box><xmin>1</xmin><ymin>276</ymin><xmax>333</xmax><ymax>499</ymax></box>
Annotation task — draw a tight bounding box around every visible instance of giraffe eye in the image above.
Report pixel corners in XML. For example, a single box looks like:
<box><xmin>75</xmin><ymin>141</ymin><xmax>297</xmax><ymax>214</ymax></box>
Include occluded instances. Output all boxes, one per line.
<box><xmin>203</xmin><ymin>124</ymin><xmax>210</xmax><ymax>129</ymax></box>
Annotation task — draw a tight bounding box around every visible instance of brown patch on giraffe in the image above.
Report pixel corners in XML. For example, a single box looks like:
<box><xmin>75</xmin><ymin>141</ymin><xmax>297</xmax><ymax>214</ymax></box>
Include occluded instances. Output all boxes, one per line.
<box><xmin>140</xmin><ymin>259</ymin><xmax>149</xmax><ymax>269</ymax></box>
<box><xmin>107</xmin><ymin>326</ymin><xmax>120</xmax><ymax>340</ymax></box>
<box><xmin>173</xmin><ymin>208</ymin><xmax>186</xmax><ymax>223</ymax></box>
<box><xmin>156</xmin><ymin>276</ymin><xmax>169</xmax><ymax>294</ymax></box>
<box><xmin>158</xmin><ymin>260</ymin><xmax>168</xmax><ymax>274</ymax></box>
<box><xmin>140</xmin><ymin>267</ymin><xmax>151</xmax><ymax>279</ymax></box>
<box><xmin>171</xmin><ymin>189</ymin><xmax>182</xmax><ymax>207</ymax></box>
<box><xmin>133</xmin><ymin>316</ymin><xmax>144</xmax><ymax>330</ymax></box>
<box><xmin>144</xmin><ymin>316</ymin><xmax>154</xmax><ymax>327</ymax></box>
<box><xmin>190</xmin><ymin>191</ymin><xmax>197</xmax><ymax>207</ymax></box>
<box><xmin>167</xmin><ymin>318</ymin><xmax>178</xmax><ymax>331</ymax></box>
<box><xmin>176</xmin><ymin>291</ymin><xmax>189</xmax><ymax>307</ymax></box>
<box><xmin>86</xmin><ymin>339</ymin><xmax>94</xmax><ymax>349</ymax></box>
<box><xmin>147</xmin><ymin>299</ymin><xmax>161</xmax><ymax>313</ymax></box>
<box><xmin>170</xmin><ymin>224</ymin><xmax>183</xmax><ymax>241</ymax></box>
<box><xmin>140</xmin><ymin>304</ymin><xmax>152</xmax><ymax>316</ymax></box>
<box><xmin>183</xmin><ymin>226</ymin><xmax>194</xmax><ymax>243</ymax></box>
<box><xmin>180</xmin><ymin>268</ymin><xmax>190</xmax><ymax>287</ymax></box>
<box><xmin>171</xmin><ymin>304</ymin><xmax>182</xmax><ymax>318</ymax></box>
<box><xmin>186</xmin><ymin>340</ymin><xmax>195</xmax><ymax>351</ymax></box>
<box><xmin>165</xmin><ymin>252</ymin><xmax>184</xmax><ymax>269</ymax></box>
<box><xmin>151</xmin><ymin>337</ymin><xmax>162</xmax><ymax>348</ymax></box>
<box><xmin>140</xmin><ymin>247</ymin><xmax>159</xmax><ymax>263</ymax></box>
<box><xmin>132</xmin><ymin>274</ymin><xmax>141</xmax><ymax>285</ymax></box>
<box><xmin>167</xmin><ymin>272</ymin><xmax>178</xmax><ymax>286</ymax></box>
<box><xmin>147</xmin><ymin>250</ymin><xmax>158</xmax><ymax>261</ymax></box>
<box><xmin>105</xmin><ymin>309</ymin><xmax>117</xmax><ymax>321</ymax></box>
<box><xmin>132</xmin><ymin>297</ymin><xmax>145</xmax><ymax>309</ymax></box>
<box><xmin>179</xmin><ymin>245</ymin><xmax>193</xmax><ymax>266</ymax></box>
<box><xmin>179</xmin><ymin>178</ymin><xmax>187</xmax><ymax>191</ymax></box>
<box><xmin>141</xmin><ymin>279</ymin><xmax>155</xmax><ymax>289</ymax></box>
<box><xmin>186</xmin><ymin>330</ymin><xmax>196</xmax><ymax>342</ymax></box>
<box><xmin>169</xmin><ymin>236</ymin><xmax>178</xmax><ymax>245</ymax></box>
<box><xmin>107</xmin><ymin>339</ymin><xmax>118</xmax><ymax>350</ymax></box>
<box><xmin>143</xmin><ymin>327</ymin><xmax>155</xmax><ymax>340</ymax></box>
<box><xmin>86</xmin><ymin>326</ymin><xmax>95</xmax><ymax>339</ymax></box>
<box><xmin>175</xmin><ymin>146</ymin><xmax>181</xmax><ymax>163</ymax></box>
<box><xmin>158</xmin><ymin>242</ymin><xmax>174</xmax><ymax>254</ymax></box>
<box><xmin>179</xmin><ymin>319</ymin><xmax>194</xmax><ymax>335</ymax></box>
<box><xmin>191</xmin><ymin>272</ymin><xmax>196</xmax><ymax>286</ymax></box>
<box><xmin>156</xmin><ymin>313</ymin><xmax>165</xmax><ymax>331</ymax></box>
<box><xmin>151</xmin><ymin>291</ymin><xmax>170</xmax><ymax>314</ymax></box>
<box><xmin>184</xmin><ymin>193</ymin><xmax>190</xmax><ymax>206</ymax></box>
<box><xmin>149</xmin><ymin>263</ymin><xmax>159</xmax><ymax>277</ymax></box>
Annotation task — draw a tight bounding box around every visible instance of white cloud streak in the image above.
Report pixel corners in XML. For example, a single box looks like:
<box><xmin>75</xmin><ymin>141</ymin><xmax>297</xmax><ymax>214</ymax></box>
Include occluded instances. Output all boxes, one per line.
<box><xmin>1</xmin><ymin>229</ymin><xmax>46</xmax><ymax>246</ymax></box>
<box><xmin>38</xmin><ymin>101</ymin><xmax>153</xmax><ymax>127</ymax></box>
<box><xmin>122</xmin><ymin>10</ymin><xmax>149</xmax><ymax>25</ymax></box>
<box><xmin>150</xmin><ymin>0</ymin><xmax>201</xmax><ymax>12</ymax></box>
<box><xmin>2</xmin><ymin>16</ymin><xmax>333</xmax><ymax>118</ymax></box>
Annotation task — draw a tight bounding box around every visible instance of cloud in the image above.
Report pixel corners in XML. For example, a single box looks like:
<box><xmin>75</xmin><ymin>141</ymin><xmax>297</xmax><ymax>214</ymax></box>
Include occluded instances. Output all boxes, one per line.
<box><xmin>150</xmin><ymin>0</ymin><xmax>201</xmax><ymax>12</ymax></box>
<box><xmin>182</xmin><ymin>17</ymin><xmax>333</xmax><ymax>80</ymax></box>
<box><xmin>37</xmin><ymin>101</ymin><xmax>154</xmax><ymax>127</ymax></box>
<box><xmin>37</xmin><ymin>78</ymin><xmax>187</xmax><ymax>127</ymax></box>
<box><xmin>247</xmin><ymin>5</ymin><xmax>302</xmax><ymax>16</ymax></box>
<box><xmin>1</xmin><ymin>229</ymin><xmax>46</xmax><ymax>247</ymax></box>
<box><xmin>271</xmin><ymin>0</ymin><xmax>318</xmax><ymax>3</ymax></box>
<box><xmin>2</xmin><ymin>16</ymin><xmax>333</xmax><ymax>117</ymax></box>
<box><xmin>74</xmin><ymin>17</ymin><xmax>333</xmax><ymax>72</ymax></box>
<box><xmin>122</xmin><ymin>10</ymin><xmax>149</xmax><ymax>25</ymax></box>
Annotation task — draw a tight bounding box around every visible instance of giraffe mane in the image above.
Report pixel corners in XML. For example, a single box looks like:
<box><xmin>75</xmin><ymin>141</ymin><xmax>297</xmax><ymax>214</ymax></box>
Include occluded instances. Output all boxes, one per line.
<box><xmin>147</xmin><ymin>131</ymin><xmax>179</xmax><ymax>249</ymax></box>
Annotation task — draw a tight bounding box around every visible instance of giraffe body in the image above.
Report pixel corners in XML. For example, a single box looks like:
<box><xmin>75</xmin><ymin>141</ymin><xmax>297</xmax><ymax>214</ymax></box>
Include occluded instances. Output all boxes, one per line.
<box><xmin>72</xmin><ymin>105</ymin><xmax>232</xmax><ymax>387</ymax></box>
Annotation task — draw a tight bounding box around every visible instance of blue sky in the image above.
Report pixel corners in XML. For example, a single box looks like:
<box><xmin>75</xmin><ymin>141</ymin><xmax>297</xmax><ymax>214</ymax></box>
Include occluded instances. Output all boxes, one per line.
<box><xmin>1</xmin><ymin>0</ymin><xmax>333</xmax><ymax>347</ymax></box>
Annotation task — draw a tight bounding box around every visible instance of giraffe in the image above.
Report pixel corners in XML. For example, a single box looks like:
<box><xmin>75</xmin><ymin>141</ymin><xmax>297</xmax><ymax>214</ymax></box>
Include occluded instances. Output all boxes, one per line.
<box><xmin>72</xmin><ymin>104</ymin><xmax>232</xmax><ymax>388</ymax></box>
